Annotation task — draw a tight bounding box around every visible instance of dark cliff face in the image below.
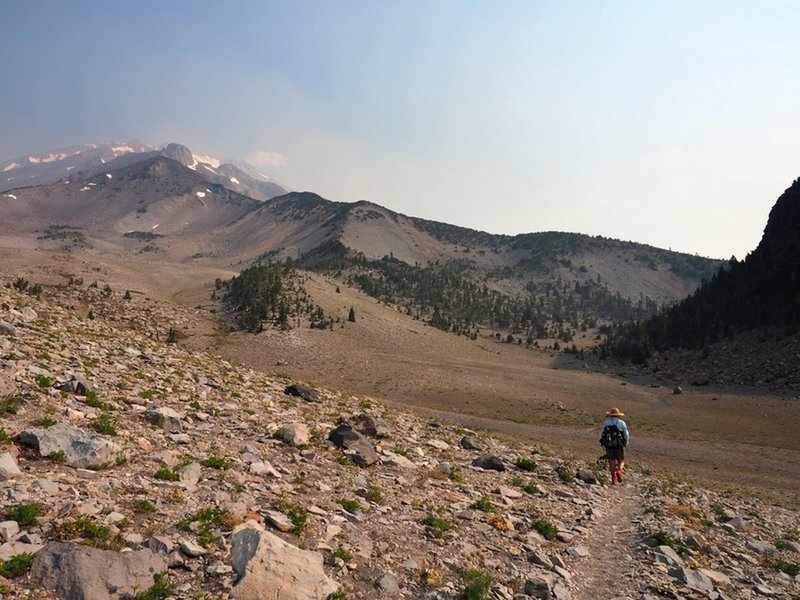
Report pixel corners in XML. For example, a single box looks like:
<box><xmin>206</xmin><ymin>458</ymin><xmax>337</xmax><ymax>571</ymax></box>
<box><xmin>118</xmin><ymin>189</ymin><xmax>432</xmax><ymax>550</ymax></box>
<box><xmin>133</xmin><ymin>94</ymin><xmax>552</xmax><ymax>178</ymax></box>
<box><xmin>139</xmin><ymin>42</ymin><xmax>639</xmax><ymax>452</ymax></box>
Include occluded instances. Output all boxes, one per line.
<box><xmin>755</xmin><ymin>178</ymin><xmax>800</xmax><ymax>263</ymax></box>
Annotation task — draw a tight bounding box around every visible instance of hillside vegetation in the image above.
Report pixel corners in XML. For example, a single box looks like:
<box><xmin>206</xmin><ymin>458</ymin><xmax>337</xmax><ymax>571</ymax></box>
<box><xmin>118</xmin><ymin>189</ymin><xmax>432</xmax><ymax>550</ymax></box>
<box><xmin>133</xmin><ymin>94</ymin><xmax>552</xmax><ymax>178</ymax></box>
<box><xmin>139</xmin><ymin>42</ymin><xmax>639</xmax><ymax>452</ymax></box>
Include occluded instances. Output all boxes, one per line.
<box><xmin>603</xmin><ymin>178</ymin><xmax>800</xmax><ymax>372</ymax></box>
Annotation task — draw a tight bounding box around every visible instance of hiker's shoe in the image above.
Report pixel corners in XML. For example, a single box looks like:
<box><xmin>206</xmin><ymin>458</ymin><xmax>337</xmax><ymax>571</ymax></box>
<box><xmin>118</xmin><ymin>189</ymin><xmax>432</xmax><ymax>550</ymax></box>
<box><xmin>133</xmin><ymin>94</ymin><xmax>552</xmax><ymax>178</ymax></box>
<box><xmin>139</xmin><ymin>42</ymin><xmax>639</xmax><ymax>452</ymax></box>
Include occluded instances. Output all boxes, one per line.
<box><xmin>616</xmin><ymin>469</ymin><xmax>623</xmax><ymax>483</ymax></box>
<box><xmin>610</xmin><ymin>473</ymin><xmax>618</xmax><ymax>484</ymax></box>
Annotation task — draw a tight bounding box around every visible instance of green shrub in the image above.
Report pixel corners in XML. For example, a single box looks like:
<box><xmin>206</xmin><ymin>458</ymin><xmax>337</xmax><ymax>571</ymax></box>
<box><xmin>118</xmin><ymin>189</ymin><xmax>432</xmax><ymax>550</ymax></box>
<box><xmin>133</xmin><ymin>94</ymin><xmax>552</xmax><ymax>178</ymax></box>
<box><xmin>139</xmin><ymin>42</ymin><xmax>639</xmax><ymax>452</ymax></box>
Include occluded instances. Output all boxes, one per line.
<box><xmin>522</xmin><ymin>482</ymin><xmax>542</xmax><ymax>495</ymax></box>
<box><xmin>6</xmin><ymin>503</ymin><xmax>40</xmax><ymax>526</ymax></box>
<box><xmin>0</xmin><ymin>553</ymin><xmax>35</xmax><ymax>578</ymax></box>
<box><xmin>133</xmin><ymin>499</ymin><xmax>157</xmax><ymax>513</ymax></box>
<box><xmin>0</xmin><ymin>395</ymin><xmax>22</xmax><ymax>415</ymax></box>
<box><xmin>774</xmin><ymin>559</ymin><xmax>800</xmax><ymax>577</ymax></box>
<box><xmin>0</xmin><ymin>428</ymin><xmax>11</xmax><ymax>444</ymax></box>
<box><xmin>462</xmin><ymin>568</ymin><xmax>493</xmax><ymax>600</ymax></box>
<box><xmin>133</xmin><ymin>572</ymin><xmax>175</xmax><ymax>600</ymax></box>
<box><xmin>333</xmin><ymin>546</ymin><xmax>353</xmax><ymax>561</ymax></box>
<box><xmin>421</xmin><ymin>512</ymin><xmax>452</xmax><ymax>539</ymax></box>
<box><xmin>154</xmin><ymin>467</ymin><xmax>179</xmax><ymax>481</ymax></box>
<box><xmin>337</xmin><ymin>498</ymin><xmax>361</xmax><ymax>513</ymax></box>
<box><xmin>90</xmin><ymin>416</ymin><xmax>117</xmax><ymax>435</ymax></box>
<box><xmin>177</xmin><ymin>508</ymin><xmax>238</xmax><ymax>548</ymax></box>
<box><xmin>470</xmin><ymin>496</ymin><xmax>493</xmax><ymax>512</ymax></box>
<box><xmin>46</xmin><ymin>450</ymin><xmax>66</xmax><ymax>463</ymax></box>
<box><xmin>33</xmin><ymin>417</ymin><xmax>57</xmax><ymax>428</ymax></box>
<box><xmin>515</xmin><ymin>457</ymin><xmax>537</xmax><ymax>472</ymax></box>
<box><xmin>533</xmin><ymin>518</ymin><xmax>558</xmax><ymax>541</ymax></box>
<box><xmin>201</xmin><ymin>455</ymin><xmax>230</xmax><ymax>470</ymax></box>
<box><xmin>652</xmin><ymin>530</ymin><xmax>677</xmax><ymax>548</ymax></box>
<box><xmin>56</xmin><ymin>517</ymin><xmax>111</xmax><ymax>546</ymax></box>
<box><xmin>35</xmin><ymin>374</ymin><xmax>52</xmax><ymax>388</ymax></box>
<box><xmin>278</xmin><ymin>500</ymin><xmax>308</xmax><ymax>534</ymax></box>
<box><xmin>556</xmin><ymin>467</ymin><xmax>575</xmax><ymax>484</ymax></box>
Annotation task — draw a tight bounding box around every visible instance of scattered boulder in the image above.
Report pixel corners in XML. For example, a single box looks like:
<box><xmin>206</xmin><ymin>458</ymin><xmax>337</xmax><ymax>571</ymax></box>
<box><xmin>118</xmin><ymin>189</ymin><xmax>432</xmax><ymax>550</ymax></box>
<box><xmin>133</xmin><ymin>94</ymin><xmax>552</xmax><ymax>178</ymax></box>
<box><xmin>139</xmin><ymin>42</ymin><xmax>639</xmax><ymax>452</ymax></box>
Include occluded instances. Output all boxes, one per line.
<box><xmin>60</xmin><ymin>376</ymin><xmax>90</xmax><ymax>396</ymax></box>
<box><xmin>350</xmin><ymin>413</ymin><xmax>378</xmax><ymax>436</ymax></box>
<box><xmin>30</xmin><ymin>542</ymin><xmax>167</xmax><ymax>600</ymax></box>
<box><xmin>0</xmin><ymin>321</ymin><xmax>17</xmax><ymax>337</ymax></box>
<box><xmin>230</xmin><ymin>526</ymin><xmax>338</xmax><ymax>600</ymax></box>
<box><xmin>460</xmin><ymin>435</ymin><xmax>485</xmax><ymax>451</ymax></box>
<box><xmin>14</xmin><ymin>423</ymin><xmax>124</xmax><ymax>469</ymax></box>
<box><xmin>145</xmin><ymin>407</ymin><xmax>183</xmax><ymax>433</ymax></box>
<box><xmin>472</xmin><ymin>455</ymin><xmax>505</xmax><ymax>471</ymax></box>
<box><xmin>576</xmin><ymin>468</ymin><xmax>598</xmax><ymax>484</ymax></box>
<box><xmin>284</xmin><ymin>383</ymin><xmax>320</xmax><ymax>403</ymax></box>
<box><xmin>0</xmin><ymin>451</ymin><xmax>22</xmax><ymax>480</ymax></box>
<box><xmin>328</xmin><ymin>424</ymin><xmax>379</xmax><ymax>467</ymax></box>
<box><xmin>281</xmin><ymin>422</ymin><xmax>311</xmax><ymax>447</ymax></box>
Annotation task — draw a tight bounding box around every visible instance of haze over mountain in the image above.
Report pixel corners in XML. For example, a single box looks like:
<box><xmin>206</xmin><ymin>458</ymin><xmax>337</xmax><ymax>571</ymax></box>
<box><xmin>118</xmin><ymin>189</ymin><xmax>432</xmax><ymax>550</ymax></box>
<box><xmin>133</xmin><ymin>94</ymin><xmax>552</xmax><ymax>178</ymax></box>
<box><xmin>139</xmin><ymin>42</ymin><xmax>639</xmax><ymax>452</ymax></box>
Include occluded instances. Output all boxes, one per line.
<box><xmin>0</xmin><ymin>142</ymin><xmax>722</xmax><ymax>317</ymax></box>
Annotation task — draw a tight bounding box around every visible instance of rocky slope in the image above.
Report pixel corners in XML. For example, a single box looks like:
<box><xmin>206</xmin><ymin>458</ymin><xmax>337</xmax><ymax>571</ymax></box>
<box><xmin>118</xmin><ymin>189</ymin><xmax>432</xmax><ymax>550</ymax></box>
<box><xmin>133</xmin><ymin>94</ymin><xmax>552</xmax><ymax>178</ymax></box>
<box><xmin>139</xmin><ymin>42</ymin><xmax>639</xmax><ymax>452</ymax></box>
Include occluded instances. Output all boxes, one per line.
<box><xmin>0</xmin><ymin>280</ymin><xmax>798</xmax><ymax>599</ymax></box>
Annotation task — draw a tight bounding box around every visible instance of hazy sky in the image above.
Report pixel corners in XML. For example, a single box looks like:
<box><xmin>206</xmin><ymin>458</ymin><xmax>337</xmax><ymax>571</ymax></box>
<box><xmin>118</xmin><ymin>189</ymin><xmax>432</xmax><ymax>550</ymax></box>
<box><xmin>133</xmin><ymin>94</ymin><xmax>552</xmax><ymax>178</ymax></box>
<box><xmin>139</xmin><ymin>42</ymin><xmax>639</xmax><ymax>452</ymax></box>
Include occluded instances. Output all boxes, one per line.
<box><xmin>2</xmin><ymin>1</ymin><xmax>798</xmax><ymax>259</ymax></box>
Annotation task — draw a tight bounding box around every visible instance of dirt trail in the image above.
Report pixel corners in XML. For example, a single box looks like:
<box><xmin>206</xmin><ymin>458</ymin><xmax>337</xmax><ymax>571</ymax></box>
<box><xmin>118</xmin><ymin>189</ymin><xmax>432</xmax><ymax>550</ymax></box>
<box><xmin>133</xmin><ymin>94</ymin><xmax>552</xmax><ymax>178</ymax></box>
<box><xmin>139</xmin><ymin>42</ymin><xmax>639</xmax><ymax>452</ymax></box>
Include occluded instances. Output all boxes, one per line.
<box><xmin>570</xmin><ymin>479</ymin><xmax>643</xmax><ymax>600</ymax></box>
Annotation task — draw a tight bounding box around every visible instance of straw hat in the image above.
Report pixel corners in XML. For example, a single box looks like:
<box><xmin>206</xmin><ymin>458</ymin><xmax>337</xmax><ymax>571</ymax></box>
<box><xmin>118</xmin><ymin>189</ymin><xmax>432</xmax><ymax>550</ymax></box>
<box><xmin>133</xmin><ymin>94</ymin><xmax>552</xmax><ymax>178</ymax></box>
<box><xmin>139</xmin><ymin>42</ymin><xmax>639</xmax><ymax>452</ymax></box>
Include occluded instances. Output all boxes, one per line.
<box><xmin>606</xmin><ymin>407</ymin><xmax>625</xmax><ymax>417</ymax></box>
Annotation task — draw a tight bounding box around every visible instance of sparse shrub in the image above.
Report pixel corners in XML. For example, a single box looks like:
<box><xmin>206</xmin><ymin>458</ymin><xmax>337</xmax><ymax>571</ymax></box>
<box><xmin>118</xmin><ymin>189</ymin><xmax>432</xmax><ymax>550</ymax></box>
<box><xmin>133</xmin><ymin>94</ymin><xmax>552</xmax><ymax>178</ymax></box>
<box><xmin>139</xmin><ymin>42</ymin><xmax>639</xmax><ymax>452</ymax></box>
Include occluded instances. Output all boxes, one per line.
<box><xmin>35</xmin><ymin>374</ymin><xmax>52</xmax><ymax>388</ymax></box>
<box><xmin>5</xmin><ymin>503</ymin><xmax>40</xmax><ymax>526</ymax></box>
<box><xmin>462</xmin><ymin>568</ymin><xmax>493</xmax><ymax>600</ymax></box>
<box><xmin>421</xmin><ymin>511</ymin><xmax>452</xmax><ymax>539</ymax></box>
<box><xmin>90</xmin><ymin>416</ymin><xmax>117</xmax><ymax>436</ymax></box>
<box><xmin>0</xmin><ymin>553</ymin><xmax>35</xmax><ymax>578</ymax></box>
<box><xmin>644</xmin><ymin>506</ymin><xmax>664</xmax><ymax>516</ymax></box>
<box><xmin>278</xmin><ymin>500</ymin><xmax>308</xmax><ymax>534</ymax></box>
<box><xmin>201</xmin><ymin>455</ymin><xmax>229</xmax><ymax>470</ymax></box>
<box><xmin>470</xmin><ymin>496</ymin><xmax>493</xmax><ymax>512</ymax></box>
<box><xmin>359</xmin><ymin>483</ymin><xmax>383</xmax><ymax>504</ymax></box>
<box><xmin>33</xmin><ymin>417</ymin><xmax>57</xmax><ymax>428</ymax></box>
<box><xmin>56</xmin><ymin>517</ymin><xmax>112</xmax><ymax>547</ymax></box>
<box><xmin>154</xmin><ymin>467</ymin><xmax>179</xmax><ymax>481</ymax></box>
<box><xmin>133</xmin><ymin>571</ymin><xmax>175</xmax><ymax>600</ymax></box>
<box><xmin>448</xmin><ymin>464</ymin><xmax>462</xmax><ymax>482</ymax></box>
<box><xmin>774</xmin><ymin>559</ymin><xmax>800</xmax><ymax>577</ymax></box>
<box><xmin>515</xmin><ymin>457</ymin><xmax>537</xmax><ymax>472</ymax></box>
<box><xmin>85</xmin><ymin>391</ymin><xmax>114</xmax><ymax>411</ymax></box>
<box><xmin>0</xmin><ymin>395</ymin><xmax>23</xmax><ymax>415</ymax></box>
<box><xmin>556</xmin><ymin>466</ymin><xmax>575</xmax><ymax>484</ymax></box>
<box><xmin>333</xmin><ymin>546</ymin><xmax>352</xmax><ymax>562</ymax></box>
<box><xmin>522</xmin><ymin>482</ymin><xmax>541</xmax><ymax>495</ymax></box>
<box><xmin>166</xmin><ymin>327</ymin><xmax>178</xmax><ymax>344</ymax></box>
<box><xmin>337</xmin><ymin>498</ymin><xmax>361</xmax><ymax>513</ymax></box>
<box><xmin>46</xmin><ymin>450</ymin><xmax>66</xmax><ymax>463</ymax></box>
<box><xmin>0</xmin><ymin>428</ymin><xmax>11</xmax><ymax>444</ymax></box>
<box><xmin>133</xmin><ymin>499</ymin><xmax>157</xmax><ymax>514</ymax></box>
<box><xmin>177</xmin><ymin>507</ymin><xmax>239</xmax><ymax>548</ymax></box>
<box><xmin>532</xmin><ymin>518</ymin><xmax>558</xmax><ymax>541</ymax></box>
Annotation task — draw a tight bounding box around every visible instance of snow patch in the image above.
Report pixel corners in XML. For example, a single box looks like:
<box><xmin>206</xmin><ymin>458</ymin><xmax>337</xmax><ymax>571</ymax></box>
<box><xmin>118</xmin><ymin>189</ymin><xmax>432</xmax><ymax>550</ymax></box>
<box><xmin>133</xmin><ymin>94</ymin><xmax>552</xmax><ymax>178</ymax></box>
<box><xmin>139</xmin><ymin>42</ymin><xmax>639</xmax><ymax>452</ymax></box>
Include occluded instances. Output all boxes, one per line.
<box><xmin>188</xmin><ymin>160</ymin><xmax>198</xmax><ymax>171</ymax></box>
<box><xmin>152</xmin><ymin>224</ymin><xmax>160</xmax><ymax>230</ymax></box>
<box><xmin>2</xmin><ymin>162</ymin><xmax>20</xmax><ymax>172</ymax></box>
<box><xmin>229</xmin><ymin>177</ymin><xmax>240</xmax><ymax>185</ymax></box>
<box><xmin>192</xmin><ymin>152</ymin><xmax>221</xmax><ymax>169</ymax></box>
<box><xmin>80</xmin><ymin>186</ymin><xmax>91</xmax><ymax>192</ymax></box>
<box><xmin>106</xmin><ymin>173</ymin><xmax>112</xmax><ymax>179</ymax></box>
<box><xmin>66</xmin><ymin>166</ymin><xmax>75</xmax><ymax>171</ymax></box>
<box><xmin>196</xmin><ymin>191</ymin><xmax>206</xmax><ymax>198</ymax></box>
<box><xmin>3</xmin><ymin>194</ymin><xmax>17</xmax><ymax>200</ymax></box>
<box><xmin>101</xmin><ymin>159</ymin><xmax>106</xmax><ymax>164</ymax></box>
<box><xmin>203</xmin><ymin>164</ymin><xmax>217</xmax><ymax>174</ymax></box>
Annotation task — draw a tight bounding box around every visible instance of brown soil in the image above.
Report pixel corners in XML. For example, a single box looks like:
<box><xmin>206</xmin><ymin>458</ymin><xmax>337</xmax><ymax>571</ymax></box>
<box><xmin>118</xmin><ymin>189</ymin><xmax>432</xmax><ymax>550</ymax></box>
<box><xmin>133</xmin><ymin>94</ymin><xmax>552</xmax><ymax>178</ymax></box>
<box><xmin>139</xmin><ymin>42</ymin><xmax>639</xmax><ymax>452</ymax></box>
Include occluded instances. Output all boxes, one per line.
<box><xmin>3</xmin><ymin>248</ymin><xmax>798</xmax><ymax>507</ymax></box>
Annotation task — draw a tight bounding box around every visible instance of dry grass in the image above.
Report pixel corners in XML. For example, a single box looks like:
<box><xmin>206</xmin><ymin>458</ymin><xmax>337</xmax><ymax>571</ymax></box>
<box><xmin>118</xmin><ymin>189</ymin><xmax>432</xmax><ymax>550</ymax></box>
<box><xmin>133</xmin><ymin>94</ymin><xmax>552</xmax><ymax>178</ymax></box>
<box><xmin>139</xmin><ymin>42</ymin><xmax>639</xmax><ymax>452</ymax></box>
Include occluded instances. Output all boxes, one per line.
<box><xmin>2</xmin><ymin>246</ymin><xmax>798</xmax><ymax>506</ymax></box>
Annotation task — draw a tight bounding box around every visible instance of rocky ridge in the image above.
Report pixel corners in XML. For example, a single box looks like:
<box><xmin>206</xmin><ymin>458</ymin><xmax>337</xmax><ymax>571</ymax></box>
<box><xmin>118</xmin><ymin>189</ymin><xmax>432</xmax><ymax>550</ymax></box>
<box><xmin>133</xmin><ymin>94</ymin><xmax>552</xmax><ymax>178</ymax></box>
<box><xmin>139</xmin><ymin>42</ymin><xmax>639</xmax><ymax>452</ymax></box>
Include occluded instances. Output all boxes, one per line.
<box><xmin>0</xmin><ymin>280</ymin><xmax>798</xmax><ymax>599</ymax></box>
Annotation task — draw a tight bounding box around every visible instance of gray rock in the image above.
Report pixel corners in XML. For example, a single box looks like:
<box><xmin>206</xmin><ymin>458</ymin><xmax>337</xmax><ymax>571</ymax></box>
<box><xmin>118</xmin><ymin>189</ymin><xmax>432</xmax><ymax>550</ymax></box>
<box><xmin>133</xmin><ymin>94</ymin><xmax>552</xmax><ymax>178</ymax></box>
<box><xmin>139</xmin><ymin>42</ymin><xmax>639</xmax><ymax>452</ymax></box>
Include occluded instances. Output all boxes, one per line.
<box><xmin>147</xmin><ymin>536</ymin><xmax>173</xmax><ymax>555</ymax></box>
<box><xmin>230</xmin><ymin>526</ymin><xmax>338</xmax><ymax>600</ymax></box>
<box><xmin>0</xmin><ymin>321</ymin><xmax>17</xmax><ymax>337</ymax></box>
<box><xmin>178</xmin><ymin>538</ymin><xmax>208</xmax><ymax>557</ymax></box>
<box><xmin>14</xmin><ymin>423</ymin><xmax>123</xmax><ymax>469</ymax></box>
<box><xmin>263</xmin><ymin>509</ymin><xmax>295</xmax><ymax>532</ymax></box>
<box><xmin>524</xmin><ymin>572</ymin><xmax>555</xmax><ymax>598</ymax></box>
<box><xmin>177</xmin><ymin>461</ymin><xmax>201</xmax><ymax>487</ymax></box>
<box><xmin>472</xmin><ymin>455</ymin><xmax>505</xmax><ymax>471</ymax></box>
<box><xmin>653</xmin><ymin>545</ymin><xmax>684</xmax><ymax>566</ymax></box>
<box><xmin>350</xmin><ymin>413</ymin><xmax>378</xmax><ymax>436</ymax></box>
<box><xmin>30</xmin><ymin>541</ymin><xmax>167</xmax><ymax>600</ymax></box>
<box><xmin>668</xmin><ymin>567</ymin><xmax>714</xmax><ymax>593</ymax></box>
<box><xmin>328</xmin><ymin>424</ymin><xmax>379</xmax><ymax>467</ymax></box>
<box><xmin>60</xmin><ymin>377</ymin><xmax>90</xmax><ymax>395</ymax></box>
<box><xmin>375</xmin><ymin>572</ymin><xmax>401</xmax><ymax>594</ymax></box>
<box><xmin>576</xmin><ymin>468</ymin><xmax>598</xmax><ymax>484</ymax></box>
<box><xmin>281</xmin><ymin>422</ymin><xmax>311</xmax><ymax>447</ymax></box>
<box><xmin>145</xmin><ymin>407</ymin><xmax>183</xmax><ymax>433</ymax></box>
<box><xmin>0</xmin><ymin>451</ymin><xmax>22</xmax><ymax>480</ymax></box>
<box><xmin>284</xmin><ymin>383</ymin><xmax>320</xmax><ymax>402</ymax></box>
<box><xmin>460</xmin><ymin>435</ymin><xmax>485</xmax><ymax>451</ymax></box>
<box><xmin>0</xmin><ymin>520</ymin><xmax>20</xmax><ymax>542</ymax></box>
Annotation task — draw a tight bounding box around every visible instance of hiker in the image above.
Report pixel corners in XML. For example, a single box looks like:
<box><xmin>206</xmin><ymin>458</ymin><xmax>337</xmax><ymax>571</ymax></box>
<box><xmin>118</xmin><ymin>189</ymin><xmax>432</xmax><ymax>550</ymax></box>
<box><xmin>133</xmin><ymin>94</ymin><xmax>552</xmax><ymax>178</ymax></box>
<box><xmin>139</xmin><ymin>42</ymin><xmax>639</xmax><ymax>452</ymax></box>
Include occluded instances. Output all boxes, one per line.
<box><xmin>600</xmin><ymin>407</ymin><xmax>629</xmax><ymax>484</ymax></box>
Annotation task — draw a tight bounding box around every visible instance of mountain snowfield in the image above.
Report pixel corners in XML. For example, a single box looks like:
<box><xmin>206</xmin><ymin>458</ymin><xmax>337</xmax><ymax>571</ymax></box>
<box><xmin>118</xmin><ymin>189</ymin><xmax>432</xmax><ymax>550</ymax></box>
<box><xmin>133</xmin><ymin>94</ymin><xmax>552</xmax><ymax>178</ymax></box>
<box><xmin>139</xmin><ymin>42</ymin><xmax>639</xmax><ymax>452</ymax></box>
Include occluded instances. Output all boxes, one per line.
<box><xmin>0</xmin><ymin>141</ymin><xmax>285</xmax><ymax>200</ymax></box>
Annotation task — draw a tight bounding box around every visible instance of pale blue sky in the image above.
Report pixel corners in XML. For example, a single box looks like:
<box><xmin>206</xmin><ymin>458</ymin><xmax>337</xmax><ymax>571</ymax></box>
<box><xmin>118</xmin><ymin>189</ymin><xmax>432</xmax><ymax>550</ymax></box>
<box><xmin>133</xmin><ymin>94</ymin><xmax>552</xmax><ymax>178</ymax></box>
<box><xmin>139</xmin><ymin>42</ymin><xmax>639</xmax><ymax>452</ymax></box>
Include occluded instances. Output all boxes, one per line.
<box><xmin>2</xmin><ymin>1</ymin><xmax>798</xmax><ymax>259</ymax></box>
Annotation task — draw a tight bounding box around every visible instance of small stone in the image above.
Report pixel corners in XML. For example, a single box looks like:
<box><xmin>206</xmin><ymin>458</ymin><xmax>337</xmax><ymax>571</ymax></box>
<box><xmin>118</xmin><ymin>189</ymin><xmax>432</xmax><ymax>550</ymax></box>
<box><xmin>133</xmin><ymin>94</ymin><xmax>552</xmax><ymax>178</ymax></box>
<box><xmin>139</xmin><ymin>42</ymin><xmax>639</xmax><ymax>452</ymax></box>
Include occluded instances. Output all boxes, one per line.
<box><xmin>178</xmin><ymin>538</ymin><xmax>208</xmax><ymax>557</ymax></box>
<box><xmin>375</xmin><ymin>572</ymin><xmax>401</xmax><ymax>594</ymax></box>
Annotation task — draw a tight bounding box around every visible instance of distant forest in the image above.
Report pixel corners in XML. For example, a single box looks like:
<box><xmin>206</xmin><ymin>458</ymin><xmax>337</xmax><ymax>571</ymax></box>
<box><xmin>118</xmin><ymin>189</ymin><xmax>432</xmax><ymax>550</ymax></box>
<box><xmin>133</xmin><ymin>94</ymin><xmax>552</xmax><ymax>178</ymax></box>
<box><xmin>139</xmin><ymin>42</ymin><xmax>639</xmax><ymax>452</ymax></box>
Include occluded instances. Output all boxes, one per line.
<box><xmin>602</xmin><ymin>178</ymin><xmax>800</xmax><ymax>363</ymax></box>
